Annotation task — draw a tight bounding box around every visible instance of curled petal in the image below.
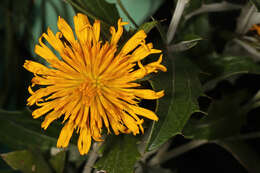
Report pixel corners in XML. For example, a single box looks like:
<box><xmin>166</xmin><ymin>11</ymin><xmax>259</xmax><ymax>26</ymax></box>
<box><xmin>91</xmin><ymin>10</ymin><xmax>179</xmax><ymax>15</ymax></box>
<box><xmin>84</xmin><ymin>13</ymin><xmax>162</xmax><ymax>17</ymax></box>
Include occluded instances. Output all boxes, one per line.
<box><xmin>129</xmin><ymin>43</ymin><xmax>161</xmax><ymax>62</ymax></box>
<box><xmin>120</xmin><ymin>30</ymin><xmax>147</xmax><ymax>55</ymax></box>
<box><xmin>110</xmin><ymin>18</ymin><xmax>128</xmax><ymax>45</ymax></box>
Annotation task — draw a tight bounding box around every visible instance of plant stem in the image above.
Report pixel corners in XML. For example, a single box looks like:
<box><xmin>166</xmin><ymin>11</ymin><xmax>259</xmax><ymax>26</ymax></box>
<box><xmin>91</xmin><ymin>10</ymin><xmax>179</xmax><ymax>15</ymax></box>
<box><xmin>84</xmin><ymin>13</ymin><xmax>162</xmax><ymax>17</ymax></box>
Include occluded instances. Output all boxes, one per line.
<box><xmin>83</xmin><ymin>142</ymin><xmax>103</xmax><ymax>173</ymax></box>
<box><xmin>224</xmin><ymin>132</ymin><xmax>260</xmax><ymax>141</ymax></box>
<box><xmin>185</xmin><ymin>1</ymin><xmax>242</xmax><ymax>21</ymax></box>
<box><xmin>116</xmin><ymin>0</ymin><xmax>138</xmax><ymax>28</ymax></box>
<box><xmin>148</xmin><ymin>140</ymin><xmax>171</xmax><ymax>165</ymax></box>
<box><xmin>167</xmin><ymin>0</ymin><xmax>190</xmax><ymax>44</ymax></box>
<box><xmin>149</xmin><ymin>140</ymin><xmax>208</xmax><ymax>166</ymax></box>
<box><xmin>235</xmin><ymin>2</ymin><xmax>256</xmax><ymax>34</ymax></box>
<box><xmin>234</xmin><ymin>38</ymin><xmax>260</xmax><ymax>61</ymax></box>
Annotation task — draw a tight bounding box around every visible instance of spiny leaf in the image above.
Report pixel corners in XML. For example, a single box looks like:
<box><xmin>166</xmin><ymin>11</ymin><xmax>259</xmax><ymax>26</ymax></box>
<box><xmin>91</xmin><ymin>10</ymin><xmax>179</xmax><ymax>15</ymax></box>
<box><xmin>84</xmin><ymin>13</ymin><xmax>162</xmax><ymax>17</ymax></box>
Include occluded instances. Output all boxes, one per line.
<box><xmin>183</xmin><ymin>90</ymin><xmax>249</xmax><ymax>140</ymax></box>
<box><xmin>147</xmin><ymin>55</ymin><xmax>203</xmax><ymax>151</ymax></box>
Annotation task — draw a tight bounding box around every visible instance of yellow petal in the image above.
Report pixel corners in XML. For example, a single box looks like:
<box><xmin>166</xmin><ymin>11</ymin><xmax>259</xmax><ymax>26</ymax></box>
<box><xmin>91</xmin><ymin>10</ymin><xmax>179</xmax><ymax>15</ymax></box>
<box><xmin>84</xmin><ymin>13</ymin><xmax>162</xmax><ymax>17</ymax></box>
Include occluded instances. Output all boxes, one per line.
<box><xmin>93</xmin><ymin>20</ymin><xmax>101</xmax><ymax>42</ymax></box>
<box><xmin>145</xmin><ymin>54</ymin><xmax>167</xmax><ymax>73</ymax></box>
<box><xmin>42</xmin><ymin>28</ymin><xmax>64</xmax><ymax>53</ymax></box>
<box><xmin>122</xmin><ymin>112</ymin><xmax>140</xmax><ymax>135</ymax></box>
<box><xmin>23</xmin><ymin>60</ymin><xmax>51</xmax><ymax>75</ymax></box>
<box><xmin>78</xmin><ymin>126</ymin><xmax>92</xmax><ymax>155</ymax></box>
<box><xmin>32</xmin><ymin>101</ymin><xmax>54</xmax><ymax>118</ymax></box>
<box><xmin>74</xmin><ymin>13</ymin><xmax>92</xmax><ymax>45</ymax></box>
<box><xmin>125</xmin><ymin>89</ymin><xmax>164</xmax><ymax>100</ymax></box>
<box><xmin>35</xmin><ymin>37</ymin><xmax>59</xmax><ymax>63</ymax></box>
<box><xmin>129</xmin><ymin>43</ymin><xmax>161</xmax><ymax>62</ymax></box>
<box><xmin>110</xmin><ymin>18</ymin><xmax>128</xmax><ymax>45</ymax></box>
<box><xmin>129</xmin><ymin>105</ymin><xmax>159</xmax><ymax>121</ymax></box>
<box><xmin>57</xmin><ymin>122</ymin><xmax>75</xmax><ymax>148</ymax></box>
<box><xmin>120</xmin><ymin>30</ymin><xmax>147</xmax><ymax>55</ymax></box>
<box><xmin>41</xmin><ymin>110</ymin><xmax>63</xmax><ymax>130</ymax></box>
<box><xmin>57</xmin><ymin>16</ymin><xmax>76</xmax><ymax>45</ymax></box>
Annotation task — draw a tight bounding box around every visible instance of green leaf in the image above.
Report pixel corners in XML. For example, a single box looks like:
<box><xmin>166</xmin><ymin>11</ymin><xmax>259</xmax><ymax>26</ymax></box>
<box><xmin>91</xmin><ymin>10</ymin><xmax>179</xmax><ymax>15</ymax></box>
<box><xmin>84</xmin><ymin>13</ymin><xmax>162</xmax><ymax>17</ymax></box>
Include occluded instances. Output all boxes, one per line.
<box><xmin>183</xmin><ymin>91</ymin><xmax>249</xmax><ymax>140</ymax></box>
<box><xmin>0</xmin><ymin>108</ymin><xmax>60</xmax><ymax>151</ymax></box>
<box><xmin>67</xmin><ymin>0</ymin><xmax>119</xmax><ymax>26</ymax></box>
<box><xmin>168</xmin><ymin>34</ymin><xmax>202</xmax><ymax>52</ymax></box>
<box><xmin>178</xmin><ymin>14</ymin><xmax>212</xmax><ymax>55</ymax></box>
<box><xmin>49</xmin><ymin>151</ymin><xmax>66</xmax><ymax>173</ymax></box>
<box><xmin>147</xmin><ymin>55</ymin><xmax>203</xmax><ymax>151</ymax></box>
<box><xmin>138</xmin><ymin>20</ymin><xmax>159</xmax><ymax>34</ymax></box>
<box><xmin>30</xmin><ymin>0</ymin><xmax>75</xmax><ymax>56</ymax></box>
<box><xmin>66</xmin><ymin>0</ymin><xmax>120</xmax><ymax>39</ymax></box>
<box><xmin>1</xmin><ymin>150</ymin><xmax>52</xmax><ymax>173</ymax></box>
<box><xmin>202</xmin><ymin>56</ymin><xmax>260</xmax><ymax>91</ymax></box>
<box><xmin>95</xmin><ymin>135</ymin><xmax>140</xmax><ymax>173</ymax></box>
<box><xmin>250</xmin><ymin>0</ymin><xmax>260</xmax><ymax>11</ymax></box>
<box><xmin>216</xmin><ymin>140</ymin><xmax>260</xmax><ymax>173</ymax></box>
<box><xmin>106</xmin><ymin>0</ymin><xmax>165</xmax><ymax>28</ymax></box>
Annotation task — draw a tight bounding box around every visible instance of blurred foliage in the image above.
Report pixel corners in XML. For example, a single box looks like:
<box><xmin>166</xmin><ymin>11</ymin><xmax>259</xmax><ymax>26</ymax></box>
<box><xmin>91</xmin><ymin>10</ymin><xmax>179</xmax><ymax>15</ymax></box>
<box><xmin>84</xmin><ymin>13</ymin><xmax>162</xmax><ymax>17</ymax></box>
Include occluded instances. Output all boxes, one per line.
<box><xmin>1</xmin><ymin>0</ymin><xmax>260</xmax><ymax>173</ymax></box>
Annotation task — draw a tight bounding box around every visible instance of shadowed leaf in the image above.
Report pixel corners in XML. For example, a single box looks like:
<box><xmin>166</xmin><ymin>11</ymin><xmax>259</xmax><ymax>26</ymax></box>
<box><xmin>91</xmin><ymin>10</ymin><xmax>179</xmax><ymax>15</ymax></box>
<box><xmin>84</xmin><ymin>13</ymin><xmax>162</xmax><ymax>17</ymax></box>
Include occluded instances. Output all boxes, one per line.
<box><xmin>95</xmin><ymin>136</ymin><xmax>140</xmax><ymax>173</ymax></box>
<box><xmin>183</xmin><ymin>91</ymin><xmax>249</xmax><ymax>140</ymax></box>
<box><xmin>0</xmin><ymin>108</ymin><xmax>60</xmax><ymax>151</ymax></box>
<box><xmin>1</xmin><ymin>150</ymin><xmax>52</xmax><ymax>173</ymax></box>
<box><xmin>147</xmin><ymin>55</ymin><xmax>203</xmax><ymax>151</ymax></box>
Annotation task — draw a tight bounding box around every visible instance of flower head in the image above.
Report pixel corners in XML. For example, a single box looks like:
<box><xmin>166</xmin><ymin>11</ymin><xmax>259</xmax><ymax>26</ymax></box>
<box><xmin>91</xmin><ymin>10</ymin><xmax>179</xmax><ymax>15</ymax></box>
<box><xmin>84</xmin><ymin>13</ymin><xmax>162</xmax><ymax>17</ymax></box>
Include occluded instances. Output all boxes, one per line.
<box><xmin>24</xmin><ymin>13</ymin><xmax>166</xmax><ymax>155</ymax></box>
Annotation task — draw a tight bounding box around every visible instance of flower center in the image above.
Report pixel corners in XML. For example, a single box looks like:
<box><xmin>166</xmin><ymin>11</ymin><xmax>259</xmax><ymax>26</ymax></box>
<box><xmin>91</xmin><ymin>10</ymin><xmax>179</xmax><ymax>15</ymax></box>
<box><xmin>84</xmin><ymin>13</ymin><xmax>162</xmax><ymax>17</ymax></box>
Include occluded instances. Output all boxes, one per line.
<box><xmin>78</xmin><ymin>76</ymin><xmax>103</xmax><ymax>102</ymax></box>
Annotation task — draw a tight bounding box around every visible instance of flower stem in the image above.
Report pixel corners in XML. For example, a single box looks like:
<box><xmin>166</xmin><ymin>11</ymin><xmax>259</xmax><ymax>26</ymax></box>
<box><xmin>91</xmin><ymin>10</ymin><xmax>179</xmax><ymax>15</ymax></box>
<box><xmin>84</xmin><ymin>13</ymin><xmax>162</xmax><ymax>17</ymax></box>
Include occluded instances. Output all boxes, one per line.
<box><xmin>83</xmin><ymin>142</ymin><xmax>103</xmax><ymax>173</ymax></box>
<box><xmin>149</xmin><ymin>139</ymin><xmax>208</xmax><ymax>166</ymax></box>
<box><xmin>185</xmin><ymin>1</ymin><xmax>242</xmax><ymax>21</ymax></box>
<box><xmin>167</xmin><ymin>0</ymin><xmax>190</xmax><ymax>44</ymax></box>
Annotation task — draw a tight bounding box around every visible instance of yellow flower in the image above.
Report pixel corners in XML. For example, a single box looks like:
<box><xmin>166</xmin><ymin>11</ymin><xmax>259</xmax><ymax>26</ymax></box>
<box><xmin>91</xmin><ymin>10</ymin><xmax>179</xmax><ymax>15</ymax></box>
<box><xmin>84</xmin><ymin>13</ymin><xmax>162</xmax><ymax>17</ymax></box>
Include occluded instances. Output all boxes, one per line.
<box><xmin>24</xmin><ymin>13</ymin><xmax>166</xmax><ymax>155</ymax></box>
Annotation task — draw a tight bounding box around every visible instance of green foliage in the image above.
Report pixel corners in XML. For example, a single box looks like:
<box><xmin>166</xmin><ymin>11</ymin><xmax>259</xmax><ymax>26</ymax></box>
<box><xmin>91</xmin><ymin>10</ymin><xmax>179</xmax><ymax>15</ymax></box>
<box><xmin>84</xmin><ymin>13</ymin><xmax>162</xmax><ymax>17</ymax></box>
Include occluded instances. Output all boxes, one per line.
<box><xmin>49</xmin><ymin>151</ymin><xmax>66</xmax><ymax>173</ymax></box>
<box><xmin>138</xmin><ymin>20</ymin><xmax>159</xmax><ymax>34</ymax></box>
<box><xmin>147</xmin><ymin>56</ymin><xmax>203</xmax><ymax>150</ymax></box>
<box><xmin>95</xmin><ymin>136</ymin><xmax>140</xmax><ymax>173</ymax></box>
<box><xmin>30</xmin><ymin>0</ymin><xmax>75</xmax><ymax>56</ymax></box>
<box><xmin>68</xmin><ymin>0</ymin><xmax>119</xmax><ymax>25</ymax></box>
<box><xmin>0</xmin><ymin>109</ymin><xmax>60</xmax><ymax>151</ymax></box>
<box><xmin>2</xmin><ymin>0</ymin><xmax>260</xmax><ymax>173</ymax></box>
<box><xmin>201</xmin><ymin>56</ymin><xmax>260</xmax><ymax>91</ymax></box>
<box><xmin>106</xmin><ymin>0</ymin><xmax>165</xmax><ymax>28</ymax></box>
<box><xmin>66</xmin><ymin>0</ymin><xmax>119</xmax><ymax>38</ymax></box>
<box><xmin>183</xmin><ymin>90</ymin><xmax>249</xmax><ymax>140</ymax></box>
<box><xmin>1</xmin><ymin>150</ymin><xmax>52</xmax><ymax>173</ymax></box>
